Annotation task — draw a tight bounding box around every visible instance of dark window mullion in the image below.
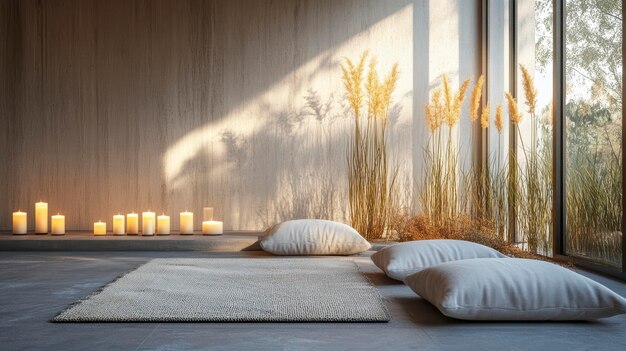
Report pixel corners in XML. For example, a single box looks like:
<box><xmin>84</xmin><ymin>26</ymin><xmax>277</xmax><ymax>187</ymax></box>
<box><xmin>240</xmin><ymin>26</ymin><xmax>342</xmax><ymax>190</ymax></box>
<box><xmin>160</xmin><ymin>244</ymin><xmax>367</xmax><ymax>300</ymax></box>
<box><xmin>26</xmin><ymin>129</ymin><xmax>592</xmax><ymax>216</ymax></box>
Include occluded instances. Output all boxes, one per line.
<box><xmin>622</xmin><ymin>0</ymin><xmax>626</xmax><ymax>274</ymax></box>
<box><xmin>552</xmin><ymin>0</ymin><xmax>565</xmax><ymax>257</ymax></box>
<box><xmin>508</xmin><ymin>0</ymin><xmax>518</xmax><ymax>244</ymax></box>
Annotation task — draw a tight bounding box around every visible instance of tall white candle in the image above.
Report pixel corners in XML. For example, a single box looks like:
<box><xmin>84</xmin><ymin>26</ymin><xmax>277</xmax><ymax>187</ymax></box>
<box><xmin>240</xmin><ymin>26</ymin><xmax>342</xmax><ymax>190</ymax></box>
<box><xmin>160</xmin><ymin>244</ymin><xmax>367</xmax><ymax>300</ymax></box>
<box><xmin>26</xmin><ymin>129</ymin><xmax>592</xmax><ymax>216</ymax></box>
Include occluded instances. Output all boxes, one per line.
<box><xmin>180</xmin><ymin>211</ymin><xmax>194</xmax><ymax>235</ymax></box>
<box><xmin>203</xmin><ymin>207</ymin><xmax>214</xmax><ymax>221</ymax></box>
<box><xmin>202</xmin><ymin>220</ymin><xmax>223</xmax><ymax>235</ymax></box>
<box><xmin>142</xmin><ymin>211</ymin><xmax>155</xmax><ymax>236</ymax></box>
<box><xmin>157</xmin><ymin>214</ymin><xmax>170</xmax><ymax>235</ymax></box>
<box><xmin>51</xmin><ymin>214</ymin><xmax>65</xmax><ymax>235</ymax></box>
<box><xmin>127</xmin><ymin>213</ymin><xmax>139</xmax><ymax>235</ymax></box>
<box><xmin>12</xmin><ymin>211</ymin><xmax>27</xmax><ymax>235</ymax></box>
<box><xmin>113</xmin><ymin>214</ymin><xmax>125</xmax><ymax>235</ymax></box>
<box><xmin>35</xmin><ymin>202</ymin><xmax>48</xmax><ymax>234</ymax></box>
<box><xmin>94</xmin><ymin>221</ymin><xmax>106</xmax><ymax>235</ymax></box>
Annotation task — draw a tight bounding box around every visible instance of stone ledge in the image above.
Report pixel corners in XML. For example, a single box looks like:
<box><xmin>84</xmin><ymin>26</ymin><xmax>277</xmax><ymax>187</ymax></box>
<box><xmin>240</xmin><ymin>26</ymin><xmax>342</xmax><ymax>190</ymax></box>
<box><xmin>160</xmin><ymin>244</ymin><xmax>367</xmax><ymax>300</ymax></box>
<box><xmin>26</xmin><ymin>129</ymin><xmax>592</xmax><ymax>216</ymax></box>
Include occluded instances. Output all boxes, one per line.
<box><xmin>0</xmin><ymin>231</ymin><xmax>263</xmax><ymax>252</ymax></box>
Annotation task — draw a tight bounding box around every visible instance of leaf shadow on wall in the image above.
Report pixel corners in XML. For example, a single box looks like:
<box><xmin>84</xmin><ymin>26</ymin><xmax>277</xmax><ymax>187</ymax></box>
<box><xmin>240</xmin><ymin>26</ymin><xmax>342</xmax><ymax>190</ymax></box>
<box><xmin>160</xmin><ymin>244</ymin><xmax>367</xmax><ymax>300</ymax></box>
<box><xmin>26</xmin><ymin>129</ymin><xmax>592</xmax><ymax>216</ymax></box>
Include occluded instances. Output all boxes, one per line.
<box><xmin>154</xmin><ymin>0</ymin><xmax>414</xmax><ymax>230</ymax></box>
<box><xmin>165</xmin><ymin>81</ymin><xmax>405</xmax><ymax>229</ymax></box>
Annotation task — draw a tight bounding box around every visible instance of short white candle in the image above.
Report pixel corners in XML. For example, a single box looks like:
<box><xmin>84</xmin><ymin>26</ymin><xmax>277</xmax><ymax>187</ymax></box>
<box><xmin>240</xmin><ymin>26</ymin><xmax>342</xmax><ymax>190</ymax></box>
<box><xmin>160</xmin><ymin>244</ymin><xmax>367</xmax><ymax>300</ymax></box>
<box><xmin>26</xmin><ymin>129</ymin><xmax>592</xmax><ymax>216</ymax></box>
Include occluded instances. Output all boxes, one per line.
<box><xmin>180</xmin><ymin>211</ymin><xmax>194</xmax><ymax>235</ymax></box>
<box><xmin>202</xmin><ymin>220</ymin><xmax>223</xmax><ymax>235</ymax></box>
<box><xmin>203</xmin><ymin>207</ymin><xmax>214</xmax><ymax>221</ymax></box>
<box><xmin>94</xmin><ymin>221</ymin><xmax>106</xmax><ymax>235</ymax></box>
<box><xmin>12</xmin><ymin>211</ymin><xmax>27</xmax><ymax>235</ymax></box>
<box><xmin>113</xmin><ymin>214</ymin><xmax>125</xmax><ymax>235</ymax></box>
<box><xmin>157</xmin><ymin>214</ymin><xmax>170</xmax><ymax>235</ymax></box>
<box><xmin>142</xmin><ymin>211</ymin><xmax>155</xmax><ymax>236</ymax></box>
<box><xmin>126</xmin><ymin>213</ymin><xmax>139</xmax><ymax>235</ymax></box>
<box><xmin>51</xmin><ymin>214</ymin><xmax>65</xmax><ymax>235</ymax></box>
<box><xmin>35</xmin><ymin>201</ymin><xmax>48</xmax><ymax>234</ymax></box>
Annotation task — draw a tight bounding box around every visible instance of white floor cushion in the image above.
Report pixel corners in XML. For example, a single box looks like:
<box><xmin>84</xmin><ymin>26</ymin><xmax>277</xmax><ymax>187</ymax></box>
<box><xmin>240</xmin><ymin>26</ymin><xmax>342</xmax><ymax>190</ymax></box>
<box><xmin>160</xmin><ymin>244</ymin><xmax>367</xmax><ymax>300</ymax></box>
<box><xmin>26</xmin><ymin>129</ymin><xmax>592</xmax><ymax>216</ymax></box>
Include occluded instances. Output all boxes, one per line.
<box><xmin>404</xmin><ymin>258</ymin><xmax>626</xmax><ymax>320</ymax></box>
<box><xmin>260</xmin><ymin>219</ymin><xmax>371</xmax><ymax>255</ymax></box>
<box><xmin>371</xmin><ymin>240</ymin><xmax>507</xmax><ymax>281</ymax></box>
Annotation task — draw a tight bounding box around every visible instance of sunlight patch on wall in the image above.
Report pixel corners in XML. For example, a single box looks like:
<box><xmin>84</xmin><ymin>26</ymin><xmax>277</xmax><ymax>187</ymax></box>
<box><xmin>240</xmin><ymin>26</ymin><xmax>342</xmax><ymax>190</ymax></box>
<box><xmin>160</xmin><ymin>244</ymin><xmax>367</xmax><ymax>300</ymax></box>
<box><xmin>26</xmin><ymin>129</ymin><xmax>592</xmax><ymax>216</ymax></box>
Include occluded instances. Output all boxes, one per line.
<box><xmin>161</xmin><ymin>4</ymin><xmax>413</xmax><ymax>229</ymax></box>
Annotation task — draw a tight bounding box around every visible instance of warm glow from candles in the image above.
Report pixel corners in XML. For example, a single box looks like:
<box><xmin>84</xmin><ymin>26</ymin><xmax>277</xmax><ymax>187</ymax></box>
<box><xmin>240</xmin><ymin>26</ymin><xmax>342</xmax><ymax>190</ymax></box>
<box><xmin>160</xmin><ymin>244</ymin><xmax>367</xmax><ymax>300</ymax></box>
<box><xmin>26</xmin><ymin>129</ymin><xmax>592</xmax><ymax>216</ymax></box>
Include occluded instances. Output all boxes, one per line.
<box><xmin>142</xmin><ymin>211</ymin><xmax>156</xmax><ymax>236</ymax></box>
<box><xmin>202</xmin><ymin>220</ymin><xmax>223</xmax><ymax>235</ymax></box>
<box><xmin>180</xmin><ymin>211</ymin><xmax>194</xmax><ymax>235</ymax></box>
<box><xmin>113</xmin><ymin>214</ymin><xmax>125</xmax><ymax>235</ymax></box>
<box><xmin>12</xmin><ymin>211</ymin><xmax>27</xmax><ymax>235</ymax></box>
<box><xmin>35</xmin><ymin>201</ymin><xmax>48</xmax><ymax>234</ymax></box>
<box><xmin>94</xmin><ymin>220</ymin><xmax>106</xmax><ymax>235</ymax></box>
<box><xmin>157</xmin><ymin>214</ymin><xmax>170</xmax><ymax>235</ymax></box>
<box><xmin>126</xmin><ymin>212</ymin><xmax>139</xmax><ymax>235</ymax></box>
<box><xmin>51</xmin><ymin>214</ymin><xmax>65</xmax><ymax>235</ymax></box>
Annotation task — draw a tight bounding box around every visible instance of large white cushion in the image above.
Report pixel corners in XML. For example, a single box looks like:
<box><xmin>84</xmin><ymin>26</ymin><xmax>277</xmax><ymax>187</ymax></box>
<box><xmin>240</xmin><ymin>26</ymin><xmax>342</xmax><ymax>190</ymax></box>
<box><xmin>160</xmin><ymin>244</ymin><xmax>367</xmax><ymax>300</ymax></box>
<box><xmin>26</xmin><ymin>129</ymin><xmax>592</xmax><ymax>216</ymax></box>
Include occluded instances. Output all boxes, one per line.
<box><xmin>404</xmin><ymin>258</ymin><xmax>626</xmax><ymax>320</ymax></box>
<box><xmin>260</xmin><ymin>219</ymin><xmax>371</xmax><ymax>255</ymax></box>
<box><xmin>370</xmin><ymin>240</ymin><xmax>507</xmax><ymax>281</ymax></box>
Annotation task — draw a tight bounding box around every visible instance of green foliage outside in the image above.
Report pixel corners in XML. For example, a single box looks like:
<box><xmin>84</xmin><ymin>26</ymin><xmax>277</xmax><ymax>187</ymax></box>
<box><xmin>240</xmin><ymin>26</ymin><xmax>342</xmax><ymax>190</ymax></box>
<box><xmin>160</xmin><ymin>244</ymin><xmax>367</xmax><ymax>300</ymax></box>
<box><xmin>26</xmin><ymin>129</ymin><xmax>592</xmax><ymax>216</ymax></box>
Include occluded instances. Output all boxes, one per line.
<box><xmin>535</xmin><ymin>0</ymin><xmax>622</xmax><ymax>266</ymax></box>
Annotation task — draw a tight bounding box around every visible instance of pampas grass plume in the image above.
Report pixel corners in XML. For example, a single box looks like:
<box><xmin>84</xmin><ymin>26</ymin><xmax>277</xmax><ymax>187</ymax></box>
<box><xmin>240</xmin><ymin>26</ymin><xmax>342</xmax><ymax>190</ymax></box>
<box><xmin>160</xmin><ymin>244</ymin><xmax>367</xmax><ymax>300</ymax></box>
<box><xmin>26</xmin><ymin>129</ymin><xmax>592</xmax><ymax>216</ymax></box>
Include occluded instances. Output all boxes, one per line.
<box><xmin>505</xmin><ymin>92</ymin><xmax>522</xmax><ymax>124</ymax></box>
<box><xmin>470</xmin><ymin>75</ymin><xmax>485</xmax><ymax>122</ymax></box>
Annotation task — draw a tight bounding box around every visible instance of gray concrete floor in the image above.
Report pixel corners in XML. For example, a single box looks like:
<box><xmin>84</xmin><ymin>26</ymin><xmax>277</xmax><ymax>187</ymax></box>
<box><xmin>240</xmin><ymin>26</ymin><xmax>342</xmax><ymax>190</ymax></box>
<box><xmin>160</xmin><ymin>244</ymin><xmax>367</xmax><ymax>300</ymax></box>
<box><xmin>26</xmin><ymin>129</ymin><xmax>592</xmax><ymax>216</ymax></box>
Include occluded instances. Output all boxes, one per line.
<box><xmin>1</xmin><ymin>251</ymin><xmax>625</xmax><ymax>351</ymax></box>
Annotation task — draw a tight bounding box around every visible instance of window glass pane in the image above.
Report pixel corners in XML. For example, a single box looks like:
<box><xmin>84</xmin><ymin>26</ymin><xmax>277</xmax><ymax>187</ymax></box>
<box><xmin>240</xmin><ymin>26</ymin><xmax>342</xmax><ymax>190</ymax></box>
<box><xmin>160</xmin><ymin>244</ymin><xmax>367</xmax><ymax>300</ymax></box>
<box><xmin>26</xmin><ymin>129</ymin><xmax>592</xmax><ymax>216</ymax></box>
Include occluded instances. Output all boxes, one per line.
<box><xmin>565</xmin><ymin>0</ymin><xmax>623</xmax><ymax>267</ymax></box>
<box><xmin>515</xmin><ymin>0</ymin><xmax>554</xmax><ymax>255</ymax></box>
<box><xmin>487</xmin><ymin>0</ymin><xmax>514</xmax><ymax>240</ymax></box>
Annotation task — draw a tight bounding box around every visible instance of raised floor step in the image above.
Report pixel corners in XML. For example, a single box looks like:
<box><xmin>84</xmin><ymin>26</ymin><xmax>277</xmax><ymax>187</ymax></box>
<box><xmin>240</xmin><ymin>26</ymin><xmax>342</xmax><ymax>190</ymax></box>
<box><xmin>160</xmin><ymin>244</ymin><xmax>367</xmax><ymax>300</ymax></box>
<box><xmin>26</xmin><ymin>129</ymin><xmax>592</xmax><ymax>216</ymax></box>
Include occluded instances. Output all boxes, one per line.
<box><xmin>0</xmin><ymin>231</ymin><xmax>263</xmax><ymax>252</ymax></box>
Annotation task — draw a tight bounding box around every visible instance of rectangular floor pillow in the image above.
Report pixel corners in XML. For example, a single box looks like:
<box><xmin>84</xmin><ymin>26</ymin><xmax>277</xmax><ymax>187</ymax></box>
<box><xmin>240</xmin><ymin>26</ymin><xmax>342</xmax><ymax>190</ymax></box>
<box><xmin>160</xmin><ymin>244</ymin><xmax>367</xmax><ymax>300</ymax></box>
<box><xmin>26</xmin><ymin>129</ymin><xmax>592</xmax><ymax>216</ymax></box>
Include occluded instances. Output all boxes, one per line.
<box><xmin>260</xmin><ymin>219</ymin><xmax>371</xmax><ymax>255</ymax></box>
<box><xmin>371</xmin><ymin>240</ymin><xmax>507</xmax><ymax>281</ymax></box>
<box><xmin>404</xmin><ymin>258</ymin><xmax>626</xmax><ymax>320</ymax></box>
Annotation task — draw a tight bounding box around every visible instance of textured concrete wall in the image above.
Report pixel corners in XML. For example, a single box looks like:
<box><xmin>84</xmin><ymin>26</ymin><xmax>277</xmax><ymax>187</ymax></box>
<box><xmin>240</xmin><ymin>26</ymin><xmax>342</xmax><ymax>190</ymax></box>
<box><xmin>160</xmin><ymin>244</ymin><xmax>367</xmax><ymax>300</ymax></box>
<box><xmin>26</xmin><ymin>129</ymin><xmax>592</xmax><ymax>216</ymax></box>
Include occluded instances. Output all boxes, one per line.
<box><xmin>0</xmin><ymin>0</ymin><xmax>480</xmax><ymax>231</ymax></box>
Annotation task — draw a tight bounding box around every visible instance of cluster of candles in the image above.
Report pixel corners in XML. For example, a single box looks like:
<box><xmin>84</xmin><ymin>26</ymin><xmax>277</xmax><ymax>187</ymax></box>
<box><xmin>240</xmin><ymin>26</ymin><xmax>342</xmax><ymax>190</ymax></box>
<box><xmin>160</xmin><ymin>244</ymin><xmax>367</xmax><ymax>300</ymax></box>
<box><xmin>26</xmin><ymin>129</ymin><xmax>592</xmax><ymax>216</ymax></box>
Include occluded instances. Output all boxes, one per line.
<box><xmin>12</xmin><ymin>203</ymin><xmax>223</xmax><ymax>236</ymax></box>
<box><xmin>12</xmin><ymin>202</ymin><xmax>61</xmax><ymax>235</ymax></box>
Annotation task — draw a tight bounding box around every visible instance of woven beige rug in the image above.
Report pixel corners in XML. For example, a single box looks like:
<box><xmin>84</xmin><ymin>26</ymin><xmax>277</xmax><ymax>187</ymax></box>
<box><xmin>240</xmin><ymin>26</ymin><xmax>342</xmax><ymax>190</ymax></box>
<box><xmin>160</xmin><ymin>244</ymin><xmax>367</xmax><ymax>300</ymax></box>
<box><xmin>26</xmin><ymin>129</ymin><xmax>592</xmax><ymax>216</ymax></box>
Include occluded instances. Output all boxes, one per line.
<box><xmin>53</xmin><ymin>258</ymin><xmax>390</xmax><ymax>322</ymax></box>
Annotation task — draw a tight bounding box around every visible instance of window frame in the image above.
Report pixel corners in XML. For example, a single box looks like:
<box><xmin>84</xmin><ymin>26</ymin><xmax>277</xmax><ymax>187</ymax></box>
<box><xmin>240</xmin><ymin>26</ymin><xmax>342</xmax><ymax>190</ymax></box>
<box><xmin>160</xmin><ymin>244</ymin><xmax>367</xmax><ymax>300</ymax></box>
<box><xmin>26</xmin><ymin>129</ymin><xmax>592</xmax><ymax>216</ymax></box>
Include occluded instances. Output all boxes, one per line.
<box><xmin>550</xmin><ymin>0</ymin><xmax>626</xmax><ymax>279</ymax></box>
<box><xmin>483</xmin><ymin>0</ymin><xmax>625</xmax><ymax>279</ymax></box>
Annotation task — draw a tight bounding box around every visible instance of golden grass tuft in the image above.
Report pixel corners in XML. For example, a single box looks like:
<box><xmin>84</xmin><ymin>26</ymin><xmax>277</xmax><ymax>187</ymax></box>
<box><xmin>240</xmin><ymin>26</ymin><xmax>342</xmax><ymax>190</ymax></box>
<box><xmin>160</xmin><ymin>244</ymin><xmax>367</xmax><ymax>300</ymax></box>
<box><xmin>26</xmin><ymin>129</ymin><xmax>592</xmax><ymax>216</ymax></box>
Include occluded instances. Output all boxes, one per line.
<box><xmin>469</xmin><ymin>75</ymin><xmax>485</xmax><ymax>122</ymax></box>
<box><xmin>417</xmin><ymin>66</ymin><xmax>564</xmax><ymax>264</ymax></box>
<box><xmin>424</xmin><ymin>88</ymin><xmax>443</xmax><ymax>132</ymax></box>
<box><xmin>397</xmin><ymin>214</ymin><xmax>572</xmax><ymax>266</ymax></box>
<box><xmin>344</xmin><ymin>51</ymin><xmax>399</xmax><ymax>240</ymax></box>
<box><xmin>381</xmin><ymin>63</ymin><xmax>400</xmax><ymax>118</ymax></box>
<box><xmin>452</xmin><ymin>78</ymin><xmax>471</xmax><ymax>125</ymax></box>
<box><xmin>505</xmin><ymin>92</ymin><xmax>522</xmax><ymax>124</ymax></box>
<box><xmin>494</xmin><ymin>104</ymin><xmax>504</xmax><ymax>133</ymax></box>
<box><xmin>440</xmin><ymin>75</ymin><xmax>470</xmax><ymax>127</ymax></box>
<box><xmin>480</xmin><ymin>102</ymin><xmax>490</xmax><ymax>129</ymax></box>
<box><xmin>365</xmin><ymin>57</ymin><xmax>382</xmax><ymax>118</ymax></box>
<box><xmin>442</xmin><ymin>74</ymin><xmax>452</xmax><ymax>118</ymax></box>
<box><xmin>520</xmin><ymin>64</ymin><xmax>537</xmax><ymax>115</ymax></box>
<box><xmin>421</xmin><ymin>74</ymin><xmax>470</xmax><ymax>228</ymax></box>
<box><xmin>340</xmin><ymin>51</ymin><xmax>368</xmax><ymax>118</ymax></box>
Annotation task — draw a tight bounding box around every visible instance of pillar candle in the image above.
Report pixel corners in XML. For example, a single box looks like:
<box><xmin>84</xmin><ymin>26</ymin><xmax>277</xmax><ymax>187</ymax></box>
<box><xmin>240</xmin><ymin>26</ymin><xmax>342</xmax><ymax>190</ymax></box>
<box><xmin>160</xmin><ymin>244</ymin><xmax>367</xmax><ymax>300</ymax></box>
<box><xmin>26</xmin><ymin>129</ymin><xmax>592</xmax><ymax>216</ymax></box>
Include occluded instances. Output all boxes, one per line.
<box><xmin>113</xmin><ymin>214</ymin><xmax>125</xmax><ymax>235</ymax></box>
<box><xmin>126</xmin><ymin>213</ymin><xmax>139</xmax><ymax>235</ymax></box>
<box><xmin>202</xmin><ymin>220</ymin><xmax>223</xmax><ymax>235</ymax></box>
<box><xmin>180</xmin><ymin>211</ymin><xmax>194</xmax><ymax>235</ymax></box>
<box><xmin>142</xmin><ymin>211</ymin><xmax>155</xmax><ymax>236</ymax></box>
<box><xmin>35</xmin><ymin>201</ymin><xmax>48</xmax><ymax>234</ymax></box>
<box><xmin>94</xmin><ymin>221</ymin><xmax>106</xmax><ymax>235</ymax></box>
<box><xmin>12</xmin><ymin>211</ymin><xmax>27</xmax><ymax>235</ymax></box>
<box><xmin>51</xmin><ymin>214</ymin><xmax>65</xmax><ymax>235</ymax></box>
<box><xmin>157</xmin><ymin>214</ymin><xmax>170</xmax><ymax>235</ymax></box>
<box><xmin>203</xmin><ymin>207</ymin><xmax>214</xmax><ymax>221</ymax></box>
